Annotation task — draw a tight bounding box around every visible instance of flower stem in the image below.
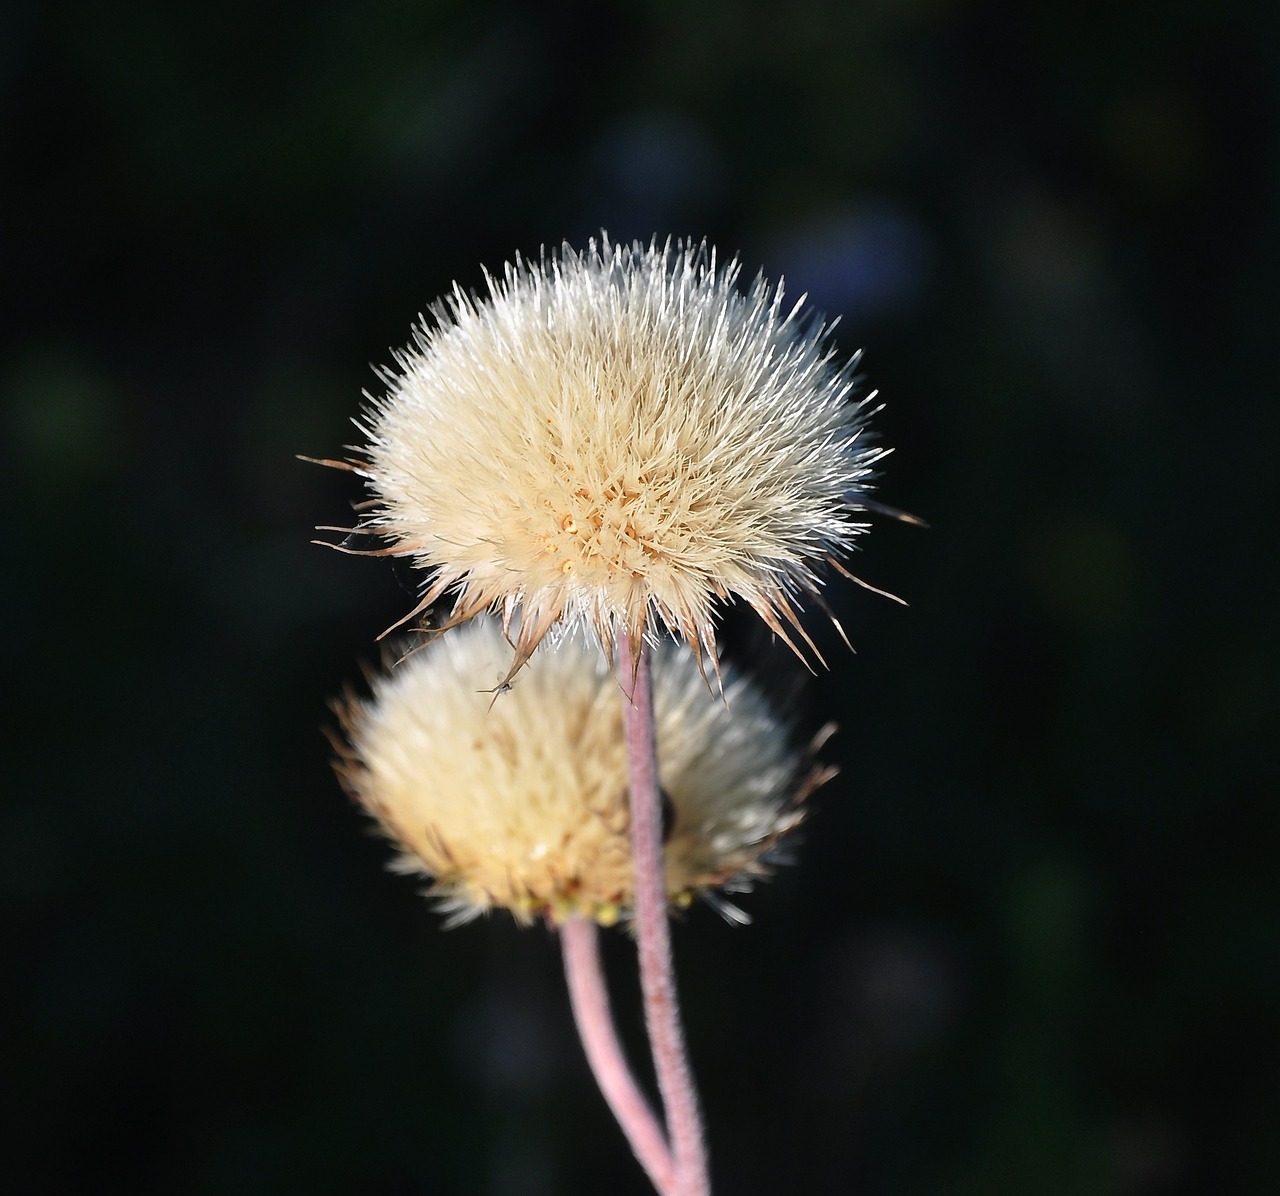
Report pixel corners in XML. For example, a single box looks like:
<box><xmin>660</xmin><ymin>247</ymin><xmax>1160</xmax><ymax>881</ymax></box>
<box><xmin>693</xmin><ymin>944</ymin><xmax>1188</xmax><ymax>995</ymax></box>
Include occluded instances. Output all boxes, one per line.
<box><xmin>560</xmin><ymin>918</ymin><xmax>677</xmax><ymax>1196</ymax></box>
<box><xmin>618</xmin><ymin>629</ymin><xmax>711</xmax><ymax>1196</ymax></box>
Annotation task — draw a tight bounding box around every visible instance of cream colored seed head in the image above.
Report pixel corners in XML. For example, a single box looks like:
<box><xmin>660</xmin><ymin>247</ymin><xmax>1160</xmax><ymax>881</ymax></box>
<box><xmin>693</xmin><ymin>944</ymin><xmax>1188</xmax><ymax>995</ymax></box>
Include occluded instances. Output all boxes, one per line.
<box><xmin>333</xmin><ymin>619</ymin><xmax>832</xmax><ymax>927</ymax></box>
<box><xmin>351</xmin><ymin>234</ymin><xmax>889</xmax><ymax>681</ymax></box>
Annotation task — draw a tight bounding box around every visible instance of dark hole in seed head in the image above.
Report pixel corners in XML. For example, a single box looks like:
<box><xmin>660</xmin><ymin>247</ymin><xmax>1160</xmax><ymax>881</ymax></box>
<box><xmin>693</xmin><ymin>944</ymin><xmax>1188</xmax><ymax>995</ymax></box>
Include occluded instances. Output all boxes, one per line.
<box><xmin>660</xmin><ymin>788</ymin><xmax>676</xmax><ymax>843</ymax></box>
<box><xmin>625</xmin><ymin>787</ymin><xmax>677</xmax><ymax>842</ymax></box>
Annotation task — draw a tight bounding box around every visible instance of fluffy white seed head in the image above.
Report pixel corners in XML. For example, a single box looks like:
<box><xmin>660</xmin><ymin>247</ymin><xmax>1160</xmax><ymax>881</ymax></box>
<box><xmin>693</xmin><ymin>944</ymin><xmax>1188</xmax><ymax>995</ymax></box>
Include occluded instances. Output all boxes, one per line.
<box><xmin>333</xmin><ymin>618</ymin><xmax>832</xmax><ymax>927</ymax></box>
<box><xmin>345</xmin><ymin>234</ymin><xmax>887</xmax><ymax>679</ymax></box>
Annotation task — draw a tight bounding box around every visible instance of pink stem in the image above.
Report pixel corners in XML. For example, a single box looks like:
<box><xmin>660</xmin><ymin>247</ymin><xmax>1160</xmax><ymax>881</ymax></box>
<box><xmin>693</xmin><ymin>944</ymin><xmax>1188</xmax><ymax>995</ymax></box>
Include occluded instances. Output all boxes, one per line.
<box><xmin>560</xmin><ymin>918</ymin><xmax>677</xmax><ymax>1196</ymax></box>
<box><xmin>618</xmin><ymin>629</ymin><xmax>711</xmax><ymax>1196</ymax></box>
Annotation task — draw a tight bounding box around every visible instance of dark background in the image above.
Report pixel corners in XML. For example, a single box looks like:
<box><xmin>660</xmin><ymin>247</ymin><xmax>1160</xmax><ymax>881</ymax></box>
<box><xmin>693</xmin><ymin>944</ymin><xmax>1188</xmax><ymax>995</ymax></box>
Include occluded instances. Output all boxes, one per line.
<box><xmin>4</xmin><ymin>1</ymin><xmax>1276</xmax><ymax>1192</ymax></box>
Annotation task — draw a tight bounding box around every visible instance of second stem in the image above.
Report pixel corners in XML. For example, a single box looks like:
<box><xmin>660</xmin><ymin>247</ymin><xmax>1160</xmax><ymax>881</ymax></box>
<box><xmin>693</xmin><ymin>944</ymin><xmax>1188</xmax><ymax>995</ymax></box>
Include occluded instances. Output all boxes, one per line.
<box><xmin>618</xmin><ymin>629</ymin><xmax>710</xmax><ymax>1196</ymax></box>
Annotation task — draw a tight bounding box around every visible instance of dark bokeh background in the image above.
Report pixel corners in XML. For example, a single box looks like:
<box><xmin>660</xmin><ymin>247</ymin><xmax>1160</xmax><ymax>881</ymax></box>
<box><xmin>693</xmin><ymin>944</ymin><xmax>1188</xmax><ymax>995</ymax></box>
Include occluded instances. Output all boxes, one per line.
<box><xmin>5</xmin><ymin>1</ymin><xmax>1276</xmax><ymax>1192</ymax></box>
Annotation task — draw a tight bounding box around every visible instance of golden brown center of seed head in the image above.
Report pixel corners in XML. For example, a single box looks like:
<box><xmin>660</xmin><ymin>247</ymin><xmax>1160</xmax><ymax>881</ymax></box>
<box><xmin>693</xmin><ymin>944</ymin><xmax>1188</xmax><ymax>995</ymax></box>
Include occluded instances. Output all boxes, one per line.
<box><xmin>532</xmin><ymin>473</ymin><xmax>672</xmax><ymax>585</ymax></box>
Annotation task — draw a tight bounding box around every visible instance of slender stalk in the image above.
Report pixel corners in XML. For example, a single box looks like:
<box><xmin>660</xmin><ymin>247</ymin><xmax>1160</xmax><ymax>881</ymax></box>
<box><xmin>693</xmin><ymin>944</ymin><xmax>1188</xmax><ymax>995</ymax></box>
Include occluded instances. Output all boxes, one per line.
<box><xmin>561</xmin><ymin>918</ymin><xmax>677</xmax><ymax>1196</ymax></box>
<box><xmin>618</xmin><ymin>628</ymin><xmax>711</xmax><ymax>1196</ymax></box>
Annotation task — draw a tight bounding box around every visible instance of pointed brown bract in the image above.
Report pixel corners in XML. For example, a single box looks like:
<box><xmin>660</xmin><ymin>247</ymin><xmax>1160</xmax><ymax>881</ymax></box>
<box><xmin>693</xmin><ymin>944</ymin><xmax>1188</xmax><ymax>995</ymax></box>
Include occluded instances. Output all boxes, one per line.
<box><xmin>825</xmin><ymin>554</ymin><xmax>909</xmax><ymax>606</ymax></box>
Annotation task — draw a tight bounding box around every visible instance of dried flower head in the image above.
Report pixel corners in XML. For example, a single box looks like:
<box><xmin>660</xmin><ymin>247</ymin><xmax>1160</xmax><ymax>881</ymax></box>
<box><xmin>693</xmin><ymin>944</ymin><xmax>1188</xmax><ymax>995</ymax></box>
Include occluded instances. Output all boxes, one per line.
<box><xmin>332</xmin><ymin>619</ymin><xmax>832</xmax><ymax>927</ymax></box>
<box><xmin>326</xmin><ymin>234</ymin><xmax>889</xmax><ymax>681</ymax></box>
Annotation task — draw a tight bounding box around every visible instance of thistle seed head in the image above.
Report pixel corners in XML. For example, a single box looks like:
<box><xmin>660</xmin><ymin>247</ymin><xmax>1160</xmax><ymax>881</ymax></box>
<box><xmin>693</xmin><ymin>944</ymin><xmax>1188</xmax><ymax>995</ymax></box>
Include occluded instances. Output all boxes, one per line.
<box><xmin>332</xmin><ymin>619</ymin><xmax>832</xmax><ymax>927</ymax></box>
<box><xmin>344</xmin><ymin>234</ymin><xmax>888</xmax><ymax>679</ymax></box>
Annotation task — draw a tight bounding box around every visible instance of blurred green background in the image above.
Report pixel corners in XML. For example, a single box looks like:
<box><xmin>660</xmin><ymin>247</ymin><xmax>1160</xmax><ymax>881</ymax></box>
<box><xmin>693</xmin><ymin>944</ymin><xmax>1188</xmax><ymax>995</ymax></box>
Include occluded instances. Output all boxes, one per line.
<box><xmin>4</xmin><ymin>0</ymin><xmax>1276</xmax><ymax>1192</ymax></box>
